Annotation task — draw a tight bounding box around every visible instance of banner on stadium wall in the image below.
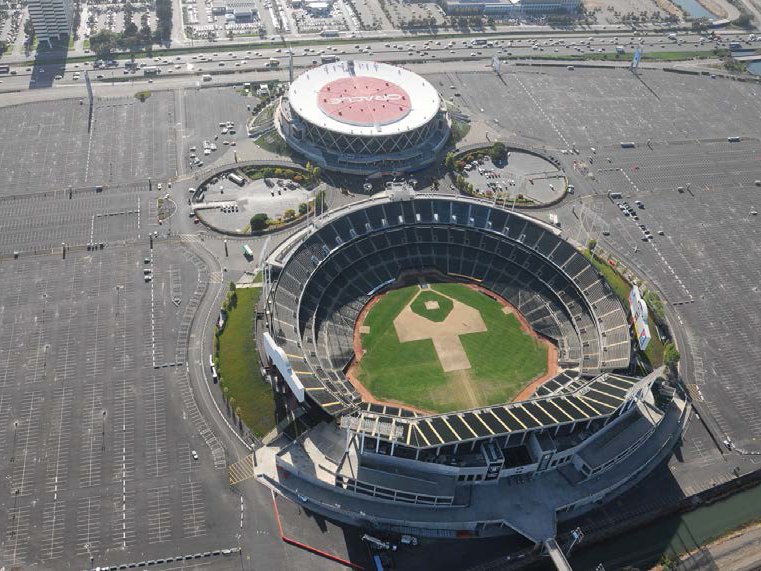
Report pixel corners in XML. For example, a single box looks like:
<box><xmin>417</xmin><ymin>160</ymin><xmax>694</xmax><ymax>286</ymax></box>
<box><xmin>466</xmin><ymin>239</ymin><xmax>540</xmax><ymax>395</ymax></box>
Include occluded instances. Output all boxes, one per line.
<box><xmin>628</xmin><ymin>285</ymin><xmax>648</xmax><ymax>323</ymax></box>
<box><xmin>263</xmin><ymin>332</ymin><xmax>304</xmax><ymax>402</ymax></box>
<box><xmin>634</xmin><ymin>315</ymin><xmax>651</xmax><ymax>350</ymax></box>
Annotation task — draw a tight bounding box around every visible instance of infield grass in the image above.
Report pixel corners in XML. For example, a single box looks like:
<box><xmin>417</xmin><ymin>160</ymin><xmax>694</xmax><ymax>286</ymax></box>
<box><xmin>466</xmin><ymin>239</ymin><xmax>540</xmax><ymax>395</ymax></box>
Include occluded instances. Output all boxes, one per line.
<box><xmin>410</xmin><ymin>290</ymin><xmax>453</xmax><ymax>322</ymax></box>
<box><xmin>356</xmin><ymin>283</ymin><xmax>548</xmax><ymax>413</ymax></box>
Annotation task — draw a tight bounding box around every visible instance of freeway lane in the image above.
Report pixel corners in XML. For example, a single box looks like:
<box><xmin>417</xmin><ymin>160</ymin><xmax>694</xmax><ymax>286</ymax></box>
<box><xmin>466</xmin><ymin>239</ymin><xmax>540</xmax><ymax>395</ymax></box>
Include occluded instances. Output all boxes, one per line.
<box><xmin>0</xmin><ymin>30</ymin><xmax>754</xmax><ymax>95</ymax></box>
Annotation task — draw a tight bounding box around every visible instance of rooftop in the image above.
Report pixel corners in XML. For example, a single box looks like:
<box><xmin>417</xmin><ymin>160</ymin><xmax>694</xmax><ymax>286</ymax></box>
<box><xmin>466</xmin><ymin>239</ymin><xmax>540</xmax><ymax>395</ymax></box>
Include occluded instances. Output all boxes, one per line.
<box><xmin>287</xmin><ymin>60</ymin><xmax>442</xmax><ymax>137</ymax></box>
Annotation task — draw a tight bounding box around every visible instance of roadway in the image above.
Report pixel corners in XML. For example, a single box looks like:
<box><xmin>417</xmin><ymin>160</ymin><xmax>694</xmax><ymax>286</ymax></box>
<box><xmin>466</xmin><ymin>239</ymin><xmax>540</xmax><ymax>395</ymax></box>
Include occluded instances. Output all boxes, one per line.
<box><xmin>0</xmin><ymin>29</ymin><xmax>757</xmax><ymax>95</ymax></box>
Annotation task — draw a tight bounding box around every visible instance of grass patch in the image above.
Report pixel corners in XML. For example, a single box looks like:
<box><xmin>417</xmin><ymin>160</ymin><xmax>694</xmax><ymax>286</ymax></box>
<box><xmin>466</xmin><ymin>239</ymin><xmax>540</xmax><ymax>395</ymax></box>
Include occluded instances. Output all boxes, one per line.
<box><xmin>254</xmin><ymin>131</ymin><xmax>290</xmax><ymax>155</ymax></box>
<box><xmin>410</xmin><ymin>290</ymin><xmax>453</xmax><ymax>322</ymax></box>
<box><xmin>450</xmin><ymin>118</ymin><xmax>471</xmax><ymax>145</ymax></box>
<box><xmin>357</xmin><ymin>284</ymin><xmax>547</xmax><ymax>413</ymax></box>
<box><xmin>582</xmin><ymin>249</ymin><xmax>664</xmax><ymax>369</ymax></box>
<box><xmin>217</xmin><ymin>287</ymin><xmax>275</xmax><ymax>437</ymax></box>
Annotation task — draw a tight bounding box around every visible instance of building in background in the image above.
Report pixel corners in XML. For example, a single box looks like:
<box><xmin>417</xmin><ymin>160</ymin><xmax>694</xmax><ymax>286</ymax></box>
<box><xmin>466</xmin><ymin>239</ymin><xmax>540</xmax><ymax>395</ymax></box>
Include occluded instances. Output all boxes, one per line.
<box><xmin>443</xmin><ymin>0</ymin><xmax>580</xmax><ymax>17</ymax></box>
<box><xmin>27</xmin><ymin>0</ymin><xmax>74</xmax><ymax>45</ymax></box>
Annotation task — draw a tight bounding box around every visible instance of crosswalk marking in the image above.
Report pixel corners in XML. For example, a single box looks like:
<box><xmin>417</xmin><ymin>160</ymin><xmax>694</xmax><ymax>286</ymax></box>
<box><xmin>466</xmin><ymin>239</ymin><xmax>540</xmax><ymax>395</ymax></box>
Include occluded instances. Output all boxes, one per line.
<box><xmin>228</xmin><ymin>454</ymin><xmax>255</xmax><ymax>485</ymax></box>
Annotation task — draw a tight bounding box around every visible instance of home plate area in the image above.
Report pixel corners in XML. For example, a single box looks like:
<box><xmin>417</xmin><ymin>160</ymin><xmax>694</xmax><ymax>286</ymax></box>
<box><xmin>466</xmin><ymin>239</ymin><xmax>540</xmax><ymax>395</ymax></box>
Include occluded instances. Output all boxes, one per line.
<box><xmin>394</xmin><ymin>290</ymin><xmax>486</xmax><ymax>372</ymax></box>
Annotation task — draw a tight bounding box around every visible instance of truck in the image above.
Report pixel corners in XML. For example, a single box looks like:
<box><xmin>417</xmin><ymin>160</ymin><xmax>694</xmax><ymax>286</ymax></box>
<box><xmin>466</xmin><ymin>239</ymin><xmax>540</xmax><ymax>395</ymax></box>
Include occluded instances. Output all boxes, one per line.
<box><xmin>242</xmin><ymin>244</ymin><xmax>254</xmax><ymax>259</ymax></box>
<box><xmin>228</xmin><ymin>172</ymin><xmax>245</xmax><ymax>186</ymax></box>
<box><xmin>362</xmin><ymin>534</ymin><xmax>397</xmax><ymax>551</ymax></box>
<box><xmin>471</xmin><ymin>38</ymin><xmax>488</xmax><ymax>45</ymax></box>
<box><xmin>202</xmin><ymin>74</ymin><xmax>213</xmax><ymax>82</ymax></box>
<box><xmin>729</xmin><ymin>41</ymin><xmax>743</xmax><ymax>50</ymax></box>
<box><xmin>265</xmin><ymin>58</ymin><xmax>280</xmax><ymax>69</ymax></box>
<box><xmin>143</xmin><ymin>66</ymin><xmax>161</xmax><ymax>76</ymax></box>
<box><xmin>320</xmin><ymin>54</ymin><xmax>340</xmax><ymax>64</ymax></box>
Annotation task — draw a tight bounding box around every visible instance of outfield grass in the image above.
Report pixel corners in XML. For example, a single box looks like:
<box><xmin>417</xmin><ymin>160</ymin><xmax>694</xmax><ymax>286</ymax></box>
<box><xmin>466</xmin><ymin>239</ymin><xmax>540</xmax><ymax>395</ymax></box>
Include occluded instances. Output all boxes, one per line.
<box><xmin>435</xmin><ymin>284</ymin><xmax>547</xmax><ymax>388</ymax></box>
<box><xmin>357</xmin><ymin>284</ymin><xmax>547</xmax><ymax>413</ymax></box>
<box><xmin>217</xmin><ymin>287</ymin><xmax>276</xmax><ymax>437</ymax></box>
<box><xmin>410</xmin><ymin>290</ymin><xmax>453</xmax><ymax>322</ymax></box>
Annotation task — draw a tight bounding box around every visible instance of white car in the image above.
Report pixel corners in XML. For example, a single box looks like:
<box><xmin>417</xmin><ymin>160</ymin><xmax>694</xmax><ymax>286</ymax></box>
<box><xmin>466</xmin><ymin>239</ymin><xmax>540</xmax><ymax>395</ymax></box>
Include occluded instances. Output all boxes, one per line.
<box><xmin>191</xmin><ymin>450</ymin><xmax>199</xmax><ymax>460</ymax></box>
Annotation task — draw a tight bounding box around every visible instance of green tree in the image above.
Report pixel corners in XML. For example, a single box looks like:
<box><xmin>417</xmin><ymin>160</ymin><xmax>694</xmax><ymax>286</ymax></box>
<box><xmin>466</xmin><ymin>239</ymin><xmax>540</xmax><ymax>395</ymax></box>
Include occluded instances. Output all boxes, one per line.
<box><xmin>250</xmin><ymin>213</ymin><xmax>269</xmax><ymax>231</ymax></box>
<box><xmin>154</xmin><ymin>0</ymin><xmax>173</xmax><ymax>43</ymax></box>
<box><xmin>223</xmin><ymin>386</ymin><xmax>229</xmax><ymax>401</ymax></box>
<box><xmin>24</xmin><ymin>19</ymin><xmax>35</xmax><ymax>43</ymax></box>
<box><xmin>444</xmin><ymin>152</ymin><xmax>455</xmax><ymax>171</ymax></box>
<box><xmin>664</xmin><ymin>342</ymin><xmax>680</xmax><ymax>370</ymax></box>
<box><xmin>314</xmin><ymin>190</ymin><xmax>327</xmax><ymax>215</ymax></box>
<box><xmin>311</xmin><ymin>166</ymin><xmax>321</xmax><ymax>181</ymax></box>
<box><xmin>283</xmin><ymin>209</ymin><xmax>296</xmax><ymax>221</ymax></box>
<box><xmin>490</xmin><ymin>142</ymin><xmax>507</xmax><ymax>161</ymax></box>
<box><xmin>587</xmin><ymin>238</ymin><xmax>597</xmax><ymax>251</ymax></box>
<box><xmin>124</xmin><ymin>21</ymin><xmax>138</xmax><ymax>38</ymax></box>
<box><xmin>90</xmin><ymin>29</ymin><xmax>119</xmax><ymax>59</ymax></box>
<box><xmin>228</xmin><ymin>281</ymin><xmax>237</xmax><ymax>306</ymax></box>
<box><xmin>298</xmin><ymin>202</ymin><xmax>308</xmax><ymax>215</ymax></box>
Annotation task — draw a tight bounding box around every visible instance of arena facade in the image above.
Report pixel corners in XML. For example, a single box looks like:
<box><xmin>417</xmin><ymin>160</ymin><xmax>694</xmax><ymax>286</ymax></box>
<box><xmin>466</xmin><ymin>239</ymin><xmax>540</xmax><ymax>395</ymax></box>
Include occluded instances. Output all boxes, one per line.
<box><xmin>276</xmin><ymin>60</ymin><xmax>451</xmax><ymax>175</ymax></box>
<box><xmin>255</xmin><ymin>192</ymin><xmax>686</xmax><ymax>559</ymax></box>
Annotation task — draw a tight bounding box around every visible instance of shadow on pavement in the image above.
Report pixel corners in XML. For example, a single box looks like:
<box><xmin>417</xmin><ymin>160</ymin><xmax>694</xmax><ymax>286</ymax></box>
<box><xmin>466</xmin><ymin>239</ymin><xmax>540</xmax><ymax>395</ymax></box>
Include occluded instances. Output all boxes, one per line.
<box><xmin>28</xmin><ymin>38</ymin><xmax>70</xmax><ymax>90</ymax></box>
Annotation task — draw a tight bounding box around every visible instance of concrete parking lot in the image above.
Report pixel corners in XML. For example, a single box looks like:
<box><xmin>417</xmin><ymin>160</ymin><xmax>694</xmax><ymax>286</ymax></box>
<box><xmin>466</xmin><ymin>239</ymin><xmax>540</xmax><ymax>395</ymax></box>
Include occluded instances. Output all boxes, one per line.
<box><xmin>461</xmin><ymin>151</ymin><xmax>564</xmax><ymax>204</ymax></box>
<box><xmin>198</xmin><ymin>177</ymin><xmax>311</xmax><ymax>232</ymax></box>
<box><xmin>432</xmin><ymin>67</ymin><xmax>761</xmax><ymax>151</ymax></box>
<box><xmin>0</xmin><ymin>93</ymin><xmax>177</xmax><ymax>194</ymax></box>
<box><xmin>0</xmin><ymin>241</ymin><xmax>243</xmax><ymax>568</ymax></box>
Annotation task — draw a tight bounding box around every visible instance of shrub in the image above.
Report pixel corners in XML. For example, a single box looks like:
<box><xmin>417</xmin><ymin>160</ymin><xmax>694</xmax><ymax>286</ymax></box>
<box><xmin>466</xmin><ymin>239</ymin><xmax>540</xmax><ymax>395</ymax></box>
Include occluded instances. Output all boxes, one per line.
<box><xmin>250</xmin><ymin>213</ymin><xmax>269</xmax><ymax>231</ymax></box>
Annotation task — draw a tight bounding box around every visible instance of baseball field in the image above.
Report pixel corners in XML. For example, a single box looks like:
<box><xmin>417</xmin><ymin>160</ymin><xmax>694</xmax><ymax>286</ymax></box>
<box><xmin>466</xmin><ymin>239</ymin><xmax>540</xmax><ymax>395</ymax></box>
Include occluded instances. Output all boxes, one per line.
<box><xmin>353</xmin><ymin>283</ymin><xmax>550</xmax><ymax>413</ymax></box>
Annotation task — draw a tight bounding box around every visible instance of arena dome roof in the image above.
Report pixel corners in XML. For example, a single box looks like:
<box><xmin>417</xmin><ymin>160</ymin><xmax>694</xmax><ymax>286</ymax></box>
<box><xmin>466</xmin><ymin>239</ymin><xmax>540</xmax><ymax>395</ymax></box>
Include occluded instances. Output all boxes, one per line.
<box><xmin>287</xmin><ymin>60</ymin><xmax>442</xmax><ymax>137</ymax></box>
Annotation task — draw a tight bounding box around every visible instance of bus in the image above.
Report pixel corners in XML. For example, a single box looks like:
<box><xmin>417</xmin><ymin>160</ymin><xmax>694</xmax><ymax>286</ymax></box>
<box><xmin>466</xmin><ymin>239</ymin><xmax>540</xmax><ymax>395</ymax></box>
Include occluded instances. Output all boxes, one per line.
<box><xmin>143</xmin><ymin>66</ymin><xmax>161</xmax><ymax>76</ymax></box>
<box><xmin>242</xmin><ymin>244</ymin><xmax>254</xmax><ymax>259</ymax></box>
<box><xmin>321</xmin><ymin>29</ymin><xmax>339</xmax><ymax>37</ymax></box>
<box><xmin>210</xmin><ymin>364</ymin><xmax>218</xmax><ymax>383</ymax></box>
<box><xmin>202</xmin><ymin>74</ymin><xmax>213</xmax><ymax>82</ymax></box>
<box><xmin>320</xmin><ymin>54</ymin><xmax>339</xmax><ymax>64</ymax></box>
<box><xmin>471</xmin><ymin>38</ymin><xmax>488</xmax><ymax>46</ymax></box>
<box><xmin>0</xmin><ymin>65</ymin><xmax>10</xmax><ymax>74</ymax></box>
<box><xmin>264</xmin><ymin>58</ymin><xmax>280</xmax><ymax>69</ymax></box>
<box><xmin>228</xmin><ymin>172</ymin><xmax>245</xmax><ymax>186</ymax></box>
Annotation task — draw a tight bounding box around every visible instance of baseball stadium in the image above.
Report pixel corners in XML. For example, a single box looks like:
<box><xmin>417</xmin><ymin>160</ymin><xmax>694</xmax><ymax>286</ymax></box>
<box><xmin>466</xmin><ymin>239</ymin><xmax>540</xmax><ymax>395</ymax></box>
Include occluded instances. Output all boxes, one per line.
<box><xmin>255</xmin><ymin>192</ymin><xmax>685</xmax><ymax>565</ymax></box>
<box><xmin>275</xmin><ymin>60</ymin><xmax>451</xmax><ymax>175</ymax></box>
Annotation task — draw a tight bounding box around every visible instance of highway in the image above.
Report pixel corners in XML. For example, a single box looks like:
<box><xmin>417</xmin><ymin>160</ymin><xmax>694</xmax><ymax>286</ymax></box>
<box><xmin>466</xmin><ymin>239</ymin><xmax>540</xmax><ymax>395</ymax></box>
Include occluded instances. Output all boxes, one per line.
<box><xmin>0</xmin><ymin>29</ymin><xmax>757</xmax><ymax>95</ymax></box>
